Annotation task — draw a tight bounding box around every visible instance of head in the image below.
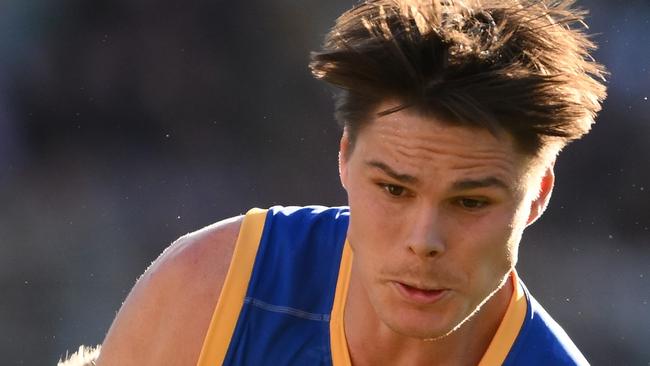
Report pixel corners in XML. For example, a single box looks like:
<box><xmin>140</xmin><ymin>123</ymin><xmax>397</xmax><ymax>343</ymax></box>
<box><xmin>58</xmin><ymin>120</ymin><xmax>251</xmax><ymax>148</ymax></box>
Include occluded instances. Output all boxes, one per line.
<box><xmin>310</xmin><ymin>0</ymin><xmax>606</xmax><ymax>340</ymax></box>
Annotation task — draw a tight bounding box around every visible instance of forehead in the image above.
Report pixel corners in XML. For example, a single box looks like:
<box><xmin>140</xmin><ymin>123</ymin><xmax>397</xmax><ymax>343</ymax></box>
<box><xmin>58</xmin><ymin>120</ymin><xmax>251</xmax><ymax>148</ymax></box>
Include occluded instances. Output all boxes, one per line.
<box><xmin>351</xmin><ymin>102</ymin><xmax>535</xmax><ymax>189</ymax></box>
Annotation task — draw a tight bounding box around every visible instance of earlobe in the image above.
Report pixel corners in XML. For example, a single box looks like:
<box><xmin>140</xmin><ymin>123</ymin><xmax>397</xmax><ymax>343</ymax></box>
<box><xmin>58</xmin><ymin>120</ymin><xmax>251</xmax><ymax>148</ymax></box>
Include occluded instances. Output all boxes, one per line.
<box><xmin>526</xmin><ymin>165</ymin><xmax>555</xmax><ymax>226</ymax></box>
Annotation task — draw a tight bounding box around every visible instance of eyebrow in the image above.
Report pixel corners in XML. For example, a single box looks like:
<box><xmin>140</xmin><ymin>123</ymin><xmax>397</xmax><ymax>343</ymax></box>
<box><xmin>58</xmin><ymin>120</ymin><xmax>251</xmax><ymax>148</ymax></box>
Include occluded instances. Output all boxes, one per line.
<box><xmin>451</xmin><ymin>177</ymin><xmax>511</xmax><ymax>192</ymax></box>
<box><xmin>366</xmin><ymin>160</ymin><xmax>512</xmax><ymax>192</ymax></box>
<box><xmin>365</xmin><ymin>160</ymin><xmax>418</xmax><ymax>184</ymax></box>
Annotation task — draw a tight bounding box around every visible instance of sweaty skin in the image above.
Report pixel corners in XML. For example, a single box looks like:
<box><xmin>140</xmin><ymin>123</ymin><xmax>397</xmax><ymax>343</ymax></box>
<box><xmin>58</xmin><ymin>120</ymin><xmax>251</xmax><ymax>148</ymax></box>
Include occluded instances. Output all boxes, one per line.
<box><xmin>340</xmin><ymin>101</ymin><xmax>554</xmax><ymax>366</ymax></box>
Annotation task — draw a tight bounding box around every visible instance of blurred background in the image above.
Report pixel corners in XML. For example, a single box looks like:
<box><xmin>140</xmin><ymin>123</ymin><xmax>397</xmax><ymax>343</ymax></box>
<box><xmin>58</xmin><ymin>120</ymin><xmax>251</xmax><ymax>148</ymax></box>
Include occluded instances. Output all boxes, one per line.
<box><xmin>0</xmin><ymin>0</ymin><xmax>648</xmax><ymax>364</ymax></box>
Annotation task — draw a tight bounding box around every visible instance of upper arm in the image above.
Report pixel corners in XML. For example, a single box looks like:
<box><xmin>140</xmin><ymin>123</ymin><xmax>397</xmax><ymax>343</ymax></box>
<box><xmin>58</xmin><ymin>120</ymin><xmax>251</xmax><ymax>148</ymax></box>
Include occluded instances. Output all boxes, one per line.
<box><xmin>96</xmin><ymin>215</ymin><xmax>243</xmax><ymax>366</ymax></box>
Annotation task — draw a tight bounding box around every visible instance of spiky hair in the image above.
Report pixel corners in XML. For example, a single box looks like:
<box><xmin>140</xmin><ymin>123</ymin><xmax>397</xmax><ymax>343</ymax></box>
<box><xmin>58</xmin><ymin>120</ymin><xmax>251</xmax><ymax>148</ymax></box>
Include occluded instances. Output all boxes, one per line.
<box><xmin>310</xmin><ymin>0</ymin><xmax>607</xmax><ymax>155</ymax></box>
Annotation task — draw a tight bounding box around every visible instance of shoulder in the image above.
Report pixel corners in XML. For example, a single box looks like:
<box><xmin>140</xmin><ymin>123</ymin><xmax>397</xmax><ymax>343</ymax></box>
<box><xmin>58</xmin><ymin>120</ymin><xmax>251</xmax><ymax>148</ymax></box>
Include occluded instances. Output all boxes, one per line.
<box><xmin>140</xmin><ymin>214</ymin><xmax>245</xmax><ymax>317</ymax></box>
<box><xmin>150</xmin><ymin>214</ymin><xmax>244</xmax><ymax>288</ymax></box>
<box><xmin>97</xmin><ymin>214</ymin><xmax>244</xmax><ymax>366</ymax></box>
<box><xmin>506</xmin><ymin>284</ymin><xmax>589</xmax><ymax>366</ymax></box>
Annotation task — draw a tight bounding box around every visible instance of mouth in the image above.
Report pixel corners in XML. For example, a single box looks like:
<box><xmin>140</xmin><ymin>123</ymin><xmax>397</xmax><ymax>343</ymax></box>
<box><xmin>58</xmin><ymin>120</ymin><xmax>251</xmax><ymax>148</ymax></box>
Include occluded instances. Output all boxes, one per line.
<box><xmin>393</xmin><ymin>281</ymin><xmax>448</xmax><ymax>305</ymax></box>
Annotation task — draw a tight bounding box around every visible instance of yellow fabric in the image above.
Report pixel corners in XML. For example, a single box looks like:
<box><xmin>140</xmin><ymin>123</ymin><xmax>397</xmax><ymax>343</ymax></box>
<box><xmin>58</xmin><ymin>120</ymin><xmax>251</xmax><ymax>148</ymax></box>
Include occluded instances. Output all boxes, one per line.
<box><xmin>477</xmin><ymin>271</ymin><xmax>528</xmax><ymax>366</ymax></box>
<box><xmin>330</xmin><ymin>241</ymin><xmax>354</xmax><ymax>366</ymax></box>
<box><xmin>196</xmin><ymin>208</ymin><xmax>267</xmax><ymax>366</ymax></box>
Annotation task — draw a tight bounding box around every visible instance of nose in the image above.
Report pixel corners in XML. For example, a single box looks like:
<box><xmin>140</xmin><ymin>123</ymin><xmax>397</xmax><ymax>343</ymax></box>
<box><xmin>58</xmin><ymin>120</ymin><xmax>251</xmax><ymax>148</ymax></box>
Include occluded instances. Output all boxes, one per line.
<box><xmin>407</xmin><ymin>206</ymin><xmax>445</xmax><ymax>258</ymax></box>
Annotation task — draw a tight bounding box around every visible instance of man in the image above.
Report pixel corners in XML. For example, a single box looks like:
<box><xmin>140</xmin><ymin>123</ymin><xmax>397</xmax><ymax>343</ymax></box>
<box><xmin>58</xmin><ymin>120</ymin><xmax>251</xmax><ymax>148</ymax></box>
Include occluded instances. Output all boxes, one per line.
<box><xmin>96</xmin><ymin>0</ymin><xmax>606</xmax><ymax>365</ymax></box>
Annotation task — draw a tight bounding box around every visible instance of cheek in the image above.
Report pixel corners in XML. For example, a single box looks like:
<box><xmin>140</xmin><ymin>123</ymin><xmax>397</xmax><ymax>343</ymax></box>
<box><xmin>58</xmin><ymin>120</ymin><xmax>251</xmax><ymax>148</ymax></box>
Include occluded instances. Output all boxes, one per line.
<box><xmin>455</xmin><ymin>210</ymin><xmax>520</xmax><ymax>277</ymax></box>
<box><xmin>505</xmin><ymin>200</ymin><xmax>536</xmax><ymax>262</ymax></box>
<box><xmin>346</xmin><ymin>187</ymin><xmax>407</xmax><ymax>271</ymax></box>
<box><xmin>347</xmin><ymin>181</ymin><xmax>400</xmax><ymax>238</ymax></box>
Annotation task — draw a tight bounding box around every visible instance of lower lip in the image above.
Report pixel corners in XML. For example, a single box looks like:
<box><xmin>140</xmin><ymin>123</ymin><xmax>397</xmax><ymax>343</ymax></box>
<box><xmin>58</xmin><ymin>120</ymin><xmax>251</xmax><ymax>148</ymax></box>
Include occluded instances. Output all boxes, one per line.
<box><xmin>394</xmin><ymin>282</ymin><xmax>447</xmax><ymax>304</ymax></box>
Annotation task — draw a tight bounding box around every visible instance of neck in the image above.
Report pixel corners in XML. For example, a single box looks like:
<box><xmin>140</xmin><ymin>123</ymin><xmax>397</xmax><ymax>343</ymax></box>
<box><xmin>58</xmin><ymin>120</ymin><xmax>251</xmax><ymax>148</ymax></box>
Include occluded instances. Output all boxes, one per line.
<box><xmin>343</xmin><ymin>266</ymin><xmax>514</xmax><ymax>366</ymax></box>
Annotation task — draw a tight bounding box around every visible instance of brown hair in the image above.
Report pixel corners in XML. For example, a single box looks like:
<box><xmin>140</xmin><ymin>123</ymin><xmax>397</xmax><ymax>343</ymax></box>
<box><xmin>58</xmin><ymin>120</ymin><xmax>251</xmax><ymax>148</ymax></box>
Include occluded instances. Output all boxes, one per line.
<box><xmin>309</xmin><ymin>0</ymin><xmax>607</xmax><ymax>156</ymax></box>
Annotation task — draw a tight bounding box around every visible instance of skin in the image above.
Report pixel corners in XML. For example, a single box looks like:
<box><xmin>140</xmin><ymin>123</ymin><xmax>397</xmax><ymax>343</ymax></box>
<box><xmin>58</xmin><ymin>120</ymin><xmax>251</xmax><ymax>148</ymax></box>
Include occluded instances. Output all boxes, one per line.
<box><xmin>96</xmin><ymin>216</ymin><xmax>242</xmax><ymax>365</ymax></box>
<box><xmin>96</xmin><ymin>100</ymin><xmax>554</xmax><ymax>365</ymax></box>
<box><xmin>339</xmin><ymin>101</ymin><xmax>555</xmax><ymax>365</ymax></box>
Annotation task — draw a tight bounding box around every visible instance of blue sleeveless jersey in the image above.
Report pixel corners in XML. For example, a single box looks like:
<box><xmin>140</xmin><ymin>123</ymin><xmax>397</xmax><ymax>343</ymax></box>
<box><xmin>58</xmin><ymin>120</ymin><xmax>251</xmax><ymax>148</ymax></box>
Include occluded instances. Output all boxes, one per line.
<box><xmin>197</xmin><ymin>206</ymin><xmax>589</xmax><ymax>366</ymax></box>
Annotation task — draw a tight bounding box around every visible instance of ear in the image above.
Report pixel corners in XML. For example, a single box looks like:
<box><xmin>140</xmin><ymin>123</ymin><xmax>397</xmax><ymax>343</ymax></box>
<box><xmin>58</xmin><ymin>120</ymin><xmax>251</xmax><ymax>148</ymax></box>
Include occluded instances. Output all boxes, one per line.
<box><xmin>338</xmin><ymin>131</ymin><xmax>351</xmax><ymax>190</ymax></box>
<box><xmin>526</xmin><ymin>165</ymin><xmax>555</xmax><ymax>226</ymax></box>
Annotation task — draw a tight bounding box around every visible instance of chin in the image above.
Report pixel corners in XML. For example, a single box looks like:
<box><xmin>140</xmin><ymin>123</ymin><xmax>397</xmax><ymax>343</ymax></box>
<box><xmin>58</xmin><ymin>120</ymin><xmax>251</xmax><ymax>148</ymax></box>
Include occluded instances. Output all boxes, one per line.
<box><xmin>399</xmin><ymin>280</ymin><xmax>510</xmax><ymax>341</ymax></box>
<box><xmin>377</xmin><ymin>286</ymin><xmax>495</xmax><ymax>342</ymax></box>
<box><xmin>384</xmin><ymin>317</ymin><xmax>459</xmax><ymax>341</ymax></box>
<box><xmin>378</xmin><ymin>302</ymin><xmax>466</xmax><ymax>341</ymax></box>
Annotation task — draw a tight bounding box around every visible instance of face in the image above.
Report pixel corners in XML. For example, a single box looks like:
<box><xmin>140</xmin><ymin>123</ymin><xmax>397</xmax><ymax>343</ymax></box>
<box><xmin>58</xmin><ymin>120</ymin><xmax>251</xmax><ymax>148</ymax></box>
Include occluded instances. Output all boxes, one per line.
<box><xmin>339</xmin><ymin>101</ymin><xmax>554</xmax><ymax>340</ymax></box>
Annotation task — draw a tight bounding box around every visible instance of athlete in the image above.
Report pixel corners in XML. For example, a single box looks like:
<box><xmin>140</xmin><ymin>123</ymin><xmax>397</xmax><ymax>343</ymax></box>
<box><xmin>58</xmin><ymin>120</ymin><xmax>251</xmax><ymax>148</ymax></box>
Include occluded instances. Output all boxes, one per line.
<box><xmin>96</xmin><ymin>0</ymin><xmax>607</xmax><ymax>365</ymax></box>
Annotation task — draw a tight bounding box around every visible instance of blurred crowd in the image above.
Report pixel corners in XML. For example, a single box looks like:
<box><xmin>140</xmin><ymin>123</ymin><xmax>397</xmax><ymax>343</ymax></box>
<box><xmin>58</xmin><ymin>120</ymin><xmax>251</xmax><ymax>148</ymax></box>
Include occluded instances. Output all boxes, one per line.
<box><xmin>0</xmin><ymin>0</ymin><xmax>648</xmax><ymax>364</ymax></box>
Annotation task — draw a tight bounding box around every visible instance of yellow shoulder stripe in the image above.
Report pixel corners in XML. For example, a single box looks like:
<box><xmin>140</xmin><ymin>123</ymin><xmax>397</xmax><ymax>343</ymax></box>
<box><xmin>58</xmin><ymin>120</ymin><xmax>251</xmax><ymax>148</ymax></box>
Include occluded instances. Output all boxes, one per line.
<box><xmin>196</xmin><ymin>208</ymin><xmax>268</xmax><ymax>366</ymax></box>
<box><xmin>477</xmin><ymin>270</ymin><xmax>528</xmax><ymax>366</ymax></box>
<box><xmin>330</xmin><ymin>240</ymin><xmax>353</xmax><ymax>366</ymax></box>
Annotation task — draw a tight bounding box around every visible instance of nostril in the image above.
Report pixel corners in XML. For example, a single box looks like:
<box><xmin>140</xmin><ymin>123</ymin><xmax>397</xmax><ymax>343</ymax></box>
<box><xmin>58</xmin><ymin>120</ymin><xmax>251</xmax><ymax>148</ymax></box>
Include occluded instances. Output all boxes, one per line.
<box><xmin>407</xmin><ymin>242</ymin><xmax>443</xmax><ymax>258</ymax></box>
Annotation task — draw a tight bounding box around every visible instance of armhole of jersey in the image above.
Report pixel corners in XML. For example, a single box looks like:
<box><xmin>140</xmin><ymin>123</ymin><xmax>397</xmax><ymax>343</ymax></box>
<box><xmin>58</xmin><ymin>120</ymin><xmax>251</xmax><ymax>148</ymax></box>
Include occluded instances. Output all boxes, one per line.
<box><xmin>477</xmin><ymin>270</ymin><xmax>528</xmax><ymax>366</ymax></box>
<box><xmin>196</xmin><ymin>208</ymin><xmax>268</xmax><ymax>366</ymax></box>
<box><xmin>330</xmin><ymin>240</ymin><xmax>353</xmax><ymax>366</ymax></box>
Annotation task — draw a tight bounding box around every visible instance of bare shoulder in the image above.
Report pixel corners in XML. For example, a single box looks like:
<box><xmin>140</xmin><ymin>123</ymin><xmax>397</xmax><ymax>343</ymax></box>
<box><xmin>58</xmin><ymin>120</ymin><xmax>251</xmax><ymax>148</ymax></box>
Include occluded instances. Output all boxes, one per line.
<box><xmin>148</xmin><ymin>214</ymin><xmax>243</xmax><ymax>285</ymax></box>
<box><xmin>96</xmin><ymin>215</ymin><xmax>243</xmax><ymax>366</ymax></box>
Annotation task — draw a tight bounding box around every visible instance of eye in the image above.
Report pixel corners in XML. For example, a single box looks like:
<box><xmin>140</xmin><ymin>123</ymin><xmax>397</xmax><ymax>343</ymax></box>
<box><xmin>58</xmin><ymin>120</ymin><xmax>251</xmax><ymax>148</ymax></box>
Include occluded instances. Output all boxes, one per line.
<box><xmin>457</xmin><ymin>198</ymin><xmax>488</xmax><ymax>209</ymax></box>
<box><xmin>381</xmin><ymin>184</ymin><xmax>406</xmax><ymax>197</ymax></box>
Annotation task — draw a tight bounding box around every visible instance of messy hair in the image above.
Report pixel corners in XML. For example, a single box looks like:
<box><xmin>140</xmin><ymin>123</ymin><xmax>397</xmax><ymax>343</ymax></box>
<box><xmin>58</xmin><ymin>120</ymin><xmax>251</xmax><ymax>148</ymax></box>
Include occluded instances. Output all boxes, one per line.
<box><xmin>310</xmin><ymin>0</ymin><xmax>607</xmax><ymax>156</ymax></box>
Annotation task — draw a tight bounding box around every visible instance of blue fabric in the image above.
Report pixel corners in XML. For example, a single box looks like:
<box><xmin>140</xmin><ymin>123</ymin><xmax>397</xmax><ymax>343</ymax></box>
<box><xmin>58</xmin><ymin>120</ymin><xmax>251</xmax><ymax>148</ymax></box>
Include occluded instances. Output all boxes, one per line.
<box><xmin>223</xmin><ymin>206</ymin><xmax>349</xmax><ymax>366</ymax></box>
<box><xmin>503</xmin><ymin>283</ymin><xmax>589</xmax><ymax>365</ymax></box>
<box><xmin>222</xmin><ymin>205</ymin><xmax>588</xmax><ymax>365</ymax></box>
